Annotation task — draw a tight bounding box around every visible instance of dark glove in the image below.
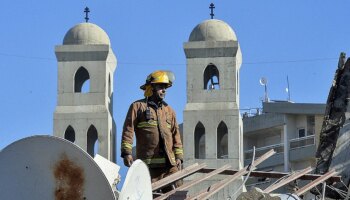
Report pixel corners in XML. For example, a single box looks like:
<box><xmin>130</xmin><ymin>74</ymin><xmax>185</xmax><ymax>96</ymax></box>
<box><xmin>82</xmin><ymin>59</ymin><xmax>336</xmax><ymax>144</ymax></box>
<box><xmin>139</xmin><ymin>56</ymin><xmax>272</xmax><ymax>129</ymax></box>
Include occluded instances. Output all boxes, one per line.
<box><xmin>176</xmin><ymin>159</ymin><xmax>182</xmax><ymax>170</ymax></box>
<box><xmin>123</xmin><ymin>155</ymin><xmax>133</xmax><ymax>167</ymax></box>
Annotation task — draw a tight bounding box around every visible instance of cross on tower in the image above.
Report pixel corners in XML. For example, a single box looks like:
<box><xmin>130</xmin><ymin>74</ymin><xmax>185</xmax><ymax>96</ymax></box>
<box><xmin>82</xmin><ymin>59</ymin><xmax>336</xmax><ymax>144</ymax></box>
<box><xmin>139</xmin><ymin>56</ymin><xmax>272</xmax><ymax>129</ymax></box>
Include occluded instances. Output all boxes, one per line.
<box><xmin>84</xmin><ymin>7</ymin><xmax>90</xmax><ymax>22</ymax></box>
<box><xmin>209</xmin><ymin>3</ymin><xmax>215</xmax><ymax>19</ymax></box>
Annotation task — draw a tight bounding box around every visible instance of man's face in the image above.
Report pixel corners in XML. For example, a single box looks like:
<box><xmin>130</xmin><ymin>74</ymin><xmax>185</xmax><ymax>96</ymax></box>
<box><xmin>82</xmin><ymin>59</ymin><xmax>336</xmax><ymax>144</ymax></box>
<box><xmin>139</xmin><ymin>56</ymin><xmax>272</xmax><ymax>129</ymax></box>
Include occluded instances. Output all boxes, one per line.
<box><xmin>152</xmin><ymin>83</ymin><xmax>167</xmax><ymax>100</ymax></box>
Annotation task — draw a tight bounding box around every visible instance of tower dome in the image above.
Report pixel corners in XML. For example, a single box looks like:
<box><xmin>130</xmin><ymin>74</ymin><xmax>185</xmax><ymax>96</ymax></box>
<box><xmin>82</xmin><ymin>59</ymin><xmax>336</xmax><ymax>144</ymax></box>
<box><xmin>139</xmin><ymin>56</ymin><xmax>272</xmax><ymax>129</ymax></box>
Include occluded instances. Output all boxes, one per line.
<box><xmin>189</xmin><ymin>19</ymin><xmax>237</xmax><ymax>42</ymax></box>
<box><xmin>63</xmin><ymin>23</ymin><xmax>110</xmax><ymax>45</ymax></box>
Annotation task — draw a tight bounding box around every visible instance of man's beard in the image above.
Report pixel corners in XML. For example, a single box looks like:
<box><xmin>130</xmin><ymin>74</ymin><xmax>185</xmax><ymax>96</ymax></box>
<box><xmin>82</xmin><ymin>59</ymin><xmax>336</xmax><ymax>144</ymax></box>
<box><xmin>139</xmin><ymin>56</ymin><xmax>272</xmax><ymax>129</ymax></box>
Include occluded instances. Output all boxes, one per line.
<box><xmin>156</xmin><ymin>93</ymin><xmax>165</xmax><ymax>101</ymax></box>
<box><xmin>152</xmin><ymin>91</ymin><xmax>165</xmax><ymax>102</ymax></box>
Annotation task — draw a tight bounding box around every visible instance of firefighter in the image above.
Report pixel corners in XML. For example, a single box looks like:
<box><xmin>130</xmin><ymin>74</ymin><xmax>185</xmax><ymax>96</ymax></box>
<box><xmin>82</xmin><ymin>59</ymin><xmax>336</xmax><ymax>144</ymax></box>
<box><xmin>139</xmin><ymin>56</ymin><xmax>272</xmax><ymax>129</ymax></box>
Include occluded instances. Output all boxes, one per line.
<box><xmin>121</xmin><ymin>70</ymin><xmax>183</xmax><ymax>191</ymax></box>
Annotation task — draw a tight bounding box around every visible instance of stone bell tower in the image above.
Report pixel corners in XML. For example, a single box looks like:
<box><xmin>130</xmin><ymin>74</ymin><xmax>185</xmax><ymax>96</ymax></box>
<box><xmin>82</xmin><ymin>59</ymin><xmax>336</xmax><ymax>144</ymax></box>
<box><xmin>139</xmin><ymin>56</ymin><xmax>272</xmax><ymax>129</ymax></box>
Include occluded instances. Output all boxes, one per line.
<box><xmin>183</xmin><ymin>18</ymin><xmax>243</xmax><ymax>198</ymax></box>
<box><xmin>53</xmin><ymin>22</ymin><xmax>117</xmax><ymax>162</ymax></box>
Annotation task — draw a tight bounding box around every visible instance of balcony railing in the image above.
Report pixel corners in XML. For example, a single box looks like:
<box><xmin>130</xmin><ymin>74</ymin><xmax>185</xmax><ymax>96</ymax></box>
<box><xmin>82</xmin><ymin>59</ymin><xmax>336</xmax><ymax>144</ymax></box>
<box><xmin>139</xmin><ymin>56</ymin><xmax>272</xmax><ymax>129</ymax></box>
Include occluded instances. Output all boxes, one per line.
<box><xmin>244</xmin><ymin>135</ymin><xmax>315</xmax><ymax>160</ymax></box>
<box><xmin>244</xmin><ymin>143</ymin><xmax>284</xmax><ymax>160</ymax></box>
<box><xmin>289</xmin><ymin>135</ymin><xmax>315</xmax><ymax>149</ymax></box>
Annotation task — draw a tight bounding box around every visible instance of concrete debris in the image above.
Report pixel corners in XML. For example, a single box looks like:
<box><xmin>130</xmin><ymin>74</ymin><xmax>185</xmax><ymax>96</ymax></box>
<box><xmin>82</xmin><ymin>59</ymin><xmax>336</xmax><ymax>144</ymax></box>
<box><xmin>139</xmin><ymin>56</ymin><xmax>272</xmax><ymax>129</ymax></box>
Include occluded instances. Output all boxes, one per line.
<box><xmin>313</xmin><ymin>52</ymin><xmax>350</xmax><ymax>199</ymax></box>
<box><xmin>237</xmin><ymin>187</ymin><xmax>280</xmax><ymax>200</ymax></box>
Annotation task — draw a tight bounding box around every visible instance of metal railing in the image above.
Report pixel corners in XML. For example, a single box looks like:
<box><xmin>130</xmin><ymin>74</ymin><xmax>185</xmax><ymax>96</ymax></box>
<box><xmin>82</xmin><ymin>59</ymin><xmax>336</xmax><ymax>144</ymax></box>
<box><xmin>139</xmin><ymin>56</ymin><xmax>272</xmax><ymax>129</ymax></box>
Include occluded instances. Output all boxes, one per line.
<box><xmin>240</xmin><ymin>107</ymin><xmax>262</xmax><ymax>118</ymax></box>
<box><xmin>244</xmin><ymin>143</ymin><xmax>284</xmax><ymax>160</ymax></box>
<box><xmin>289</xmin><ymin>135</ymin><xmax>315</xmax><ymax>149</ymax></box>
<box><xmin>244</xmin><ymin>135</ymin><xmax>315</xmax><ymax>160</ymax></box>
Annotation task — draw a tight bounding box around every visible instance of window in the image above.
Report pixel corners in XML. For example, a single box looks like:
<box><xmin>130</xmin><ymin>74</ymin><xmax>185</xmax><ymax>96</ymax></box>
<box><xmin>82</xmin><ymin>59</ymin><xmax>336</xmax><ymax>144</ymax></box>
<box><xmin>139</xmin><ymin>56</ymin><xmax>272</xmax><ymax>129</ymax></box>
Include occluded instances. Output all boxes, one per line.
<box><xmin>64</xmin><ymin>125</ymin><xmax>75</xmax><ymax>143</ymax></box>
<box><xmin>217</xmin><ymin>121</ymin><xmax>228</xmax><ymax>159</ymax></box>
<box><xmin>307</xmin><ymin>116</ymin><xmax>315</xmax><ymax>135</ymax></box>
<box><xmin>204</xmin><ymin>64</ymin><xmax>220</xmax><ymax>90</ymax></box>
<box><xmin>298</xmin><ymin>128</ymin><xmax>306</xmax><ymax>138</ymax></box>
<box><xmin>194</xmin><ymin>122</ymin><xmax>205</xmax><ymax>159</ymax></box>
<box><xmin>74</xmin><ymin>67</ymin><xmax>90</xmax><ymax>93</ymax></box>
<box><xmin>87</xmin><ymin>125</ymin><xmax>98</xmax><ymax>157</ymax></box>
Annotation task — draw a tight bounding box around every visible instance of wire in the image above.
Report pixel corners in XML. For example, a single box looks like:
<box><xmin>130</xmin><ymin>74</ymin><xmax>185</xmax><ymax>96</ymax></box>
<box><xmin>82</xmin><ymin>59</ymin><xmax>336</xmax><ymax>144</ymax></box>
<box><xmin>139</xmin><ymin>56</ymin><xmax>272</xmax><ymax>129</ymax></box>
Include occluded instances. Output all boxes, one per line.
<box><xmin>314</xmin><ymin>184</ymin><xmax>322</xmax><ymax>196</ymax></box>
<box><xmin>340</xmin><ymin>180</ymin><xmax>349</xmax><ymax>191</ymax></box>
<box><xmin>244</xmin><ymin>57</ymin><xmax>337</xmax><ymax>65</ymax></box>
<box><xmin>267</xmin><ymin>170</ymin><xmax>295</xmax><ymax>189</ymax></box>
<box><xmin>0</xmin><ymin>52</ymin><xmax>55</xmax><ymax>61</ymax></box>
<box><xmin>0</xmin><ymin>51</ymin><xmax>338</xmax><ymax>66</ymax></box>
<box><xmin>229</xmin><ymin>146</ymin><xmax>256</xmax><ymax>198</ymax></box>
<box><xmin>327</xmin><ymin>185</ymin><xmax>347</xmax><ymax>198</ymax></box>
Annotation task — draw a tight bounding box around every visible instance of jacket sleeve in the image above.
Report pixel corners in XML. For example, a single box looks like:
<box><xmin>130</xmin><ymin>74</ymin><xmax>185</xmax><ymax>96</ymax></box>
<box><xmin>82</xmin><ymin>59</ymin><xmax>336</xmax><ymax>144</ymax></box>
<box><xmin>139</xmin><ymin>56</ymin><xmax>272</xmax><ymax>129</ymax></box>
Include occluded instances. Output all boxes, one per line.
<box><xmin>171</xmin><ymin>109</ymin><xmax>184</xmax><ymax>161</ymax></box>
<box><xmin>121</xmin><ymin>103</ymin><xmax>138</xmax><ymax>158</ymax></box>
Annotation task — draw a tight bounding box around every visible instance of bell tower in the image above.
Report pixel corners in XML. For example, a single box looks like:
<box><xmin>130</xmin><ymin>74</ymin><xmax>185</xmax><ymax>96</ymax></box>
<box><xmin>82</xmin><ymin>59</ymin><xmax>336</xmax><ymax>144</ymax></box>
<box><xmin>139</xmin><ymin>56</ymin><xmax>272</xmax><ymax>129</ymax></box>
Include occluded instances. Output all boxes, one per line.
<box><xmin>183</xmin><ymin>18</ymin><xmax>243</xmax><ymax>198</ymax></box>
<box><xmin>53</xmin><ymin>22</ymin><xmax>117</xmax><ymax>162</ymax></box>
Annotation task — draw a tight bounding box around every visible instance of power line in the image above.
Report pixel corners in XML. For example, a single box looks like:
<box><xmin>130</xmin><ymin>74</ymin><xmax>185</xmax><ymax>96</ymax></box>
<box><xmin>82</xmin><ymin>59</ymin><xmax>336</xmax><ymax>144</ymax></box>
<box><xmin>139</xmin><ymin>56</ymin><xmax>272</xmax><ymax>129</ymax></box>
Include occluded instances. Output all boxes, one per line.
<box><xmin>0</xmin><ymin>52</ymin><xmax>338</xmax><ymax>65</ymax></box>
<box><xmin>117</xmin><ymin>62</ymin><xmax>185</xmax><ymax>66</ymax></box>
<box><xmin>0</xmin><ymin>52</ymin><xmax>55</xmax><ymax>61</ymax></box>
<box><xmin>244</xmin><ymin>57</ymin><xmax>337</xmax><ymax>65</ymax></box>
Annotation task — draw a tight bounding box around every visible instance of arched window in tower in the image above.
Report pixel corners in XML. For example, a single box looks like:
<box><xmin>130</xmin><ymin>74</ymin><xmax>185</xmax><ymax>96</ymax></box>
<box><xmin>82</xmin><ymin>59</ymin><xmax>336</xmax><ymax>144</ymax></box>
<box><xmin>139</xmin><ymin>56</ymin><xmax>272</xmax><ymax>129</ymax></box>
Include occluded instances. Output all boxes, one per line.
<box><xmin>217</xmin><ymin>121</ymin><xmax>228</xmax><ymax>159</ymax></box>
<box><xmin>87</xmin><ymin>125</ymin><xmax>98</xmax><ymax>157</ymax></box>
<box><xmin>74</xmin><ymin>67</ymin><xmax>90</xmax><ymax>93</ymax></box>
<box><xmin>204</xmin><ymin>64</ymin><xmax>220</xmax><ymax>90</ymax></box>
<box><xmin>64</xmin><ymin>125</ymin><xmax>75</xmax><ymax>143</ymax></box>
<box><xmin>194</xmin><ymin>122</ymin><xmax>205</xmax><ymax>159</ymax></box>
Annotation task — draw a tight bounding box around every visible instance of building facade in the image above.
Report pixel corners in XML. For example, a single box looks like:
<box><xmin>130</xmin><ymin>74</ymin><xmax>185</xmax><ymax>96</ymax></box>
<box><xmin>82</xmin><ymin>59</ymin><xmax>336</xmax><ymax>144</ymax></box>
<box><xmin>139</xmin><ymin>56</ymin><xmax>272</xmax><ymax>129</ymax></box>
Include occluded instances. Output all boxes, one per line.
<box><xmin>182</xmin><ymin>19</ymin><xmax>244</xmax><ymax>199</ymax></box>
<box><xmin>243</xmin><ymin>101</ymin><xmax>325</xmax><ymax>191</ymax></box>
<box><xmin>53</xmin><ymin>22</ymin><xmax>117</xmax><ymax>162</ymax></box>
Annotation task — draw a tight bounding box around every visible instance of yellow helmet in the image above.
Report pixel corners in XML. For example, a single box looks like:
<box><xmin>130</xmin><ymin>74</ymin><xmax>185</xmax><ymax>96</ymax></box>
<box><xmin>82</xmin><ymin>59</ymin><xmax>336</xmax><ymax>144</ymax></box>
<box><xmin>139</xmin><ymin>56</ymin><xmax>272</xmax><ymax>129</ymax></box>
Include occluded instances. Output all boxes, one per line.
<box><xmin>140</xmin><ymin>70</ymin><xmax>175</xmax><ymax>90</ymax></box>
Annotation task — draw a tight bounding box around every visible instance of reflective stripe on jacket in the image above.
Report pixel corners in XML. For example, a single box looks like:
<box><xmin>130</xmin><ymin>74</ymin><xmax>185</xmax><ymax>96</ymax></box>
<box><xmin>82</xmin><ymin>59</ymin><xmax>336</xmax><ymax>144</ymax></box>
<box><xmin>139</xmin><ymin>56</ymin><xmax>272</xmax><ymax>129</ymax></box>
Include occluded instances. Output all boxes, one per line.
<box><xmin>121</xmin><ymin>98</ymin><xmax>183</xmax><ymax>167</ymax></box>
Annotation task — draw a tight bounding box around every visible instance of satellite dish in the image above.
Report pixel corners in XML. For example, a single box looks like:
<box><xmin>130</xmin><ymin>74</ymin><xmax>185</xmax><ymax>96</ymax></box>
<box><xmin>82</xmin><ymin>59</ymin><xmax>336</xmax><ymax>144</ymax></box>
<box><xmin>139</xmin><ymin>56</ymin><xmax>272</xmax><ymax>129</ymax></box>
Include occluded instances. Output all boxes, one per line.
<box><xmin>94</xmin><ymin>154</ymin><xmax>120</xmax><ymax>190</ymax></box>
<box><xmin>278</xmin><ymin>193</ymin><xmax>301</xmax><ymax>200</ymax></box>
<box><xmin>119</xmin><ymin>159</ymin><xmax>152</xmax><ymax>200</ymax></box>
<box><xmin>259</xmin><ymin>77</ymin><xmax>269</xmax><ymax>102</ymax></box>
<box><xmin>0</xmin><ymin>135</ymin><xmax>116</xmax><ymax>200</ymax></box>
<box><xmin>259</xmin><ymin>77</ymin><xmax>268</xmax><ymax>86</ymax></box>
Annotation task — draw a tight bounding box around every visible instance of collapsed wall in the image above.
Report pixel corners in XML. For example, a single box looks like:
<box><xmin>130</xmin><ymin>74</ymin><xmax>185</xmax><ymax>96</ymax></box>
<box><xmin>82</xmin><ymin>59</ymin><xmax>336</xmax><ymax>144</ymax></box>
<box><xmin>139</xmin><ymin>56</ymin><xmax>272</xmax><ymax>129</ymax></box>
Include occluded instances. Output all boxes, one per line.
<box><xmin>314</xmin><ymin>52</ymin><xmax>350</xmax><ymax>199</ymax></box>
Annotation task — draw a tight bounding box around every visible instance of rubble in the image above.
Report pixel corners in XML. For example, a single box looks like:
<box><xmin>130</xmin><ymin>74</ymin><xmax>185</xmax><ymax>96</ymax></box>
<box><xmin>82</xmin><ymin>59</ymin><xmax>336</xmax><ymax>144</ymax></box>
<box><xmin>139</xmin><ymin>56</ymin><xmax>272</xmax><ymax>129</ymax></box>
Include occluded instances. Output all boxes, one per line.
<box><xmin>237</xmin><ymin>187</ymin><xmax>280</xmax><ymax>200</ymax></box>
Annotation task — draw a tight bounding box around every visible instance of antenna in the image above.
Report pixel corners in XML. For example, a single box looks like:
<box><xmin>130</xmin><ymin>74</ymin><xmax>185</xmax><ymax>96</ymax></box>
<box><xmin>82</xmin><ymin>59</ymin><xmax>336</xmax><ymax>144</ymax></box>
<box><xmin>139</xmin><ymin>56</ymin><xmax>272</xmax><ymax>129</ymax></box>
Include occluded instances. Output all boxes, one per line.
<box><xmin>286</xmin><ymin>76</ymin><xmax>291</xmax><ymax>101</ymax></box>
<box><xmin>259</xmin><ymin>77</ymin><xmax>269</xmax><ymax>102</ymax></box>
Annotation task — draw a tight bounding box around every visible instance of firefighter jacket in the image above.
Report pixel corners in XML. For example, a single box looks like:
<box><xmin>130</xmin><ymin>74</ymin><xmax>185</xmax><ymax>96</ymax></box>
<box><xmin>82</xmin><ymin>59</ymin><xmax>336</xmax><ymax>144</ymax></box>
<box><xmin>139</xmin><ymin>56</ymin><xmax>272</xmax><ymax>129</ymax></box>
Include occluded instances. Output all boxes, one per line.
<box><xmin>121</xmin><ymin>98</ymin><xmax>183</xmax><ymax>167</ymax></box>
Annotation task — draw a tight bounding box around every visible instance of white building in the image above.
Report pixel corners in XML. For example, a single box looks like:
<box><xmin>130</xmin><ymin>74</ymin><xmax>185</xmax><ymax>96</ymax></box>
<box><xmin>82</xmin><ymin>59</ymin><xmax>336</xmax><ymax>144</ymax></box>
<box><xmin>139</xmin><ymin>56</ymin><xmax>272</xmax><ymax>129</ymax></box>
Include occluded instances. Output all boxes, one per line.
<box><xmin>243</xmin><ymin>101</ymin><xmax>325</xmax><ymax>192</ymax></box>
<box><xmin>53</xmin><ymin>22</ymin><xmax>117</xmax><ymax>162</ymax></box>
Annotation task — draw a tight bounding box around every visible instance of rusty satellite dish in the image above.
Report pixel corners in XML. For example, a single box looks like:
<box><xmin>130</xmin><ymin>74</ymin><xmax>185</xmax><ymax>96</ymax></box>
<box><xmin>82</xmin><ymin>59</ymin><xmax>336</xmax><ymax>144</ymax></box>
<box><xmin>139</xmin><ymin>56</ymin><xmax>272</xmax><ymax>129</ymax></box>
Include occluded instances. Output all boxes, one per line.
<box><xmin>0</xmin><ymin>135</ymin><xmax>116</xmax><ymax>200</ymax></box>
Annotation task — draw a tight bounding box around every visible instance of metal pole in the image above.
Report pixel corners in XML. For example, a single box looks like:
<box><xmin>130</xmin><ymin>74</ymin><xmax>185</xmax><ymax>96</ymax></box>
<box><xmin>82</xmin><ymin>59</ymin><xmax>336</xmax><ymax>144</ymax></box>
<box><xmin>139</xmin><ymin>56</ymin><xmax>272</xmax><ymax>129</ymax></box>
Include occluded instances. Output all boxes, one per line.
<box><xmin>322</xmin><ymin>182</ymin><xmax>326</xmax><ymax>200</ymax></box>
<box><xmin>287</xmin><ymin>76</ymin><xmax>291</xmax><ymax>101</ymax></box>
<box><xmin>283</xmin><ymin>124</ymin><xmax>289</xmax><ymax>172</ymax></box>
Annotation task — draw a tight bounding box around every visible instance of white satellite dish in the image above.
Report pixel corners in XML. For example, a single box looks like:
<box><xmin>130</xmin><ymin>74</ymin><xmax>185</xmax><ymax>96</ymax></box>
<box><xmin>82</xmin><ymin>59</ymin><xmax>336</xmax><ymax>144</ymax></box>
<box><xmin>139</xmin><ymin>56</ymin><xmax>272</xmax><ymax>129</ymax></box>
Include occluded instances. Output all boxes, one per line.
<box><xmin>259</xmin><ymin>77</ymin><xmax>268</xmax><ymax>86</ymax></box>
<box><xmin>278</xmin><ymin>193</ymin><xmax>301</xmax><ymax>200</ymax></box>
<box><xmin>0</xmin><ymin>135</ymin><xmax>116</xmax><ymax>200</ymax></box>
<box><xmin>259</xmin><ymin>77</ymin><xmax>269</xmax><ymax>102</ymax></box>
<box><xmin>119</xmin><ymin>159</ymin><xmax>153</xmax><ymax>200</ymax></box>
<box><xmin>94</xmin><ymin>154</ymin><xmax>121</xmax><ymax>190</ymax></box>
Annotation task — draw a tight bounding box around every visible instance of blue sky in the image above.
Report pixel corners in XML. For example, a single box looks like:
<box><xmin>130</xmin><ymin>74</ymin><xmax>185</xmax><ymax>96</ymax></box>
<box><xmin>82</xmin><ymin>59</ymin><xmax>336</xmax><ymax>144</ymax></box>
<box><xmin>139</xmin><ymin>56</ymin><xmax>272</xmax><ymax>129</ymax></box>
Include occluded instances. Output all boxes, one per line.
<box><xmin>1</xmin><ymin>0</ymin><xmax>350</xmax><ymax>188</ymax></box>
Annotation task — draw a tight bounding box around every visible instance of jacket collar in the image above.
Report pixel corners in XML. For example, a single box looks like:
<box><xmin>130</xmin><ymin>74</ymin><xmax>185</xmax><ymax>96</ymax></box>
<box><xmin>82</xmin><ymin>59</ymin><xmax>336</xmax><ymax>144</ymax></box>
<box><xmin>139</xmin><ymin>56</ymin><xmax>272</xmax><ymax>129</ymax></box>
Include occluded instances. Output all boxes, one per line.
<box><xmin>146</xmin><ymin>98</ymin><xmax>168</xmax><ymax>108</ymax></box>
